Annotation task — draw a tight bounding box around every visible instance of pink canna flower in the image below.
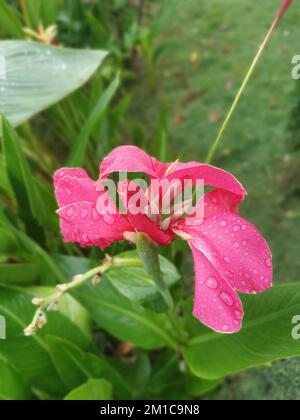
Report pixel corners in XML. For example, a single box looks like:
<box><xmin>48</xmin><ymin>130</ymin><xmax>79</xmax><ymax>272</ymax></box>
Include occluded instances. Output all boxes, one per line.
<box><xmin>54</xmin><ymin>146</ymin><xmax>272</xmax><ymax>334</ymax></box>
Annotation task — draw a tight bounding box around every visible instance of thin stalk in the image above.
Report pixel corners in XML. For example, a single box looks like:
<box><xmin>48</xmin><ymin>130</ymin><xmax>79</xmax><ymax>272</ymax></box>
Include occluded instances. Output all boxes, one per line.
<box><xmin>24</xmin><ymin>256</ymin><xmax>142</xmax><ymax>336</ymax></box>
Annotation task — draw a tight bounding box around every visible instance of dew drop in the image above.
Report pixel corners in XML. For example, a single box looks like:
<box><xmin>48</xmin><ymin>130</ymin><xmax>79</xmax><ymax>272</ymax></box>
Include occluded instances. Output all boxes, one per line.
<box><xmin>234</xmin><ymin>242</ymin><xmax>240</xmax><ymax>248</ymax></box>
<box><xmin>220</xmin><ymin>221</ymin><xmax>227</xmax><ymax>228</ymax></box>
<box><xmin>103</xmin><ymin>214</ymin><xmax>116</xmax><ymax>224</ymax></box>
<box><xmin>206</xmin><ymin>277</ymin><xmax>218</xmax><ymax>289</ymax></box>
<box><xmin>225</xmin><ymin>270</ymin><xmax>234</xmax><ymax>279</ymax></box>
<box><xmin>222</xmin><ymin>325</ymin><xmax>229</xmax><ymax>332</ymax></box>
<box><xmin>224</xmin><ymin>257</ymin><xmax>230</xmax><ymax>264</ymax></box>
<box><xmin>234</xmin><ymin>310</ymin><xmax>243</xmax><ymax>320</ymax></box>
<box><xmin>265</xmin><ymin>257</ymin><xmax>272</xmax><ymax>268</ymax></box>
<box><xmin>220</xmin><ymin>291</ymin><xmax>234</xmax><ymax>306</ymax></box>
<box><xmin>66</xmin><ymin>207</ymin><xmax>74</xmax><ymax>217</ymax></box>
<box><xmin>233</xmin><ymin>225</ymin><xmax>241</xmax><ymax>232</ymax></box>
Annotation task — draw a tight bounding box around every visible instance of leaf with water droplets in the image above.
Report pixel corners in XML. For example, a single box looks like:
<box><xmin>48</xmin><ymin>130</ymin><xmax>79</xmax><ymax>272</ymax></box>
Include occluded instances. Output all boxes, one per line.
<box><xmin>0</xmin><ymin>41</ymin><xmax>108</xmax><ymax>126</ymax></box>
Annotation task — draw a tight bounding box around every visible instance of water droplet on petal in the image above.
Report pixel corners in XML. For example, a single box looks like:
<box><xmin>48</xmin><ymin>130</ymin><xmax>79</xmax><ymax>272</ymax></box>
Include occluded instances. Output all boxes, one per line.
<box><xmin>265</xmin><ymin>257</ymin><xmax>272</xmax><ymax>268</ymax></box>
<box><xmin>206</xmin><ymin>277</ymin><xmax>218</xmax><ymax>289</ymax></box>
<box><xmin>235</xmin><ymin>310</ymin><xmax>243</xmax><ymax>320</ymax></box>
<box><xmin>234</xmin><ymin>242</ymin><xmax>240</xmax><ymax>248</ymax></box>
<box><xmin>66</xmin><ymin>207</ymin><xmax>74</xmax><ymax>217</ymax></box>
<box><xmin>233</xmin><ymin>225</ymin><xmax>241</xmax><ymax>232</ymax></box>
<box><xmin>222</xmin><ymin>325</ymin><xmax>229</xmax><ymax>332</ymax></box>
<box><xmin>103</xmin><ymin>214</ymin><xmax>116</xmax><ymax>224</ymax></box>
<box><xmin>220</xmin><ymin>291</ymin><xmax>234</xmax><ymax>306</ymax></box>
<box><xmin>224</xmin><ymin>257</ymin><xmax>230</xmax><ymax>264</ymax></box>
<box><xmin>220</xmin><ymin>221</ymin><xmax>227</xmax><ymax>228</ymax></box>
<box><xmin>92</xmin><ymin>209</ymin><xmax>99</xmax><ymax>221</ymax></box>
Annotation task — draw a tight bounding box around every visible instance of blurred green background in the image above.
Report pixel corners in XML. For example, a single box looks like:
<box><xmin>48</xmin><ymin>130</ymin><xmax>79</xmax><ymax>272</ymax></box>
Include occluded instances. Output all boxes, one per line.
<box><xmin>0</xmin><ymin>0</ymin><xmax>300</xmax><ymax>400</ymax></box>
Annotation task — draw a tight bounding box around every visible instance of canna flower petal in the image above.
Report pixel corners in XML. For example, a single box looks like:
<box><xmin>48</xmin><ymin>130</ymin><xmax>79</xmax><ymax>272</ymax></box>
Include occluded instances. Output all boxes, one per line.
<box><xmin>176</xmin><ymin>189</ymin><xmax>272</xmax><ymax>294</ymax></box>
<box><xmin>54</xmin><ymin>169</ymin><xmax>133</xmax><ymax>249</ymax></box>
<box><xmin>175</xmin><ymin>189</ymin><xmax>272</xmax><ymax>332</ymax></box>
<box><xmin>100</xmin><ymin>146</ymin><xmax>169</xmax><ymax>179</ymax></box>
<box><xmin>189</xmin><ymin>241</ymin><xmax>244</xmax><ymax>333</ymax></box>
<box><xmin>164</xmin><ymin>161</ymin><xmax>246</xmax><ymax>198</ymax></box>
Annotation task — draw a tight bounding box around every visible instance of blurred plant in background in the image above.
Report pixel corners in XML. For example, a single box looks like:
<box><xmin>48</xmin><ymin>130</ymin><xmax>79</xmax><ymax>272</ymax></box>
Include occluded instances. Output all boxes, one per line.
<box><xmin>0</xmin><ymin>0</ymin><xmax>300</xmax><ymax>401</ymax></box>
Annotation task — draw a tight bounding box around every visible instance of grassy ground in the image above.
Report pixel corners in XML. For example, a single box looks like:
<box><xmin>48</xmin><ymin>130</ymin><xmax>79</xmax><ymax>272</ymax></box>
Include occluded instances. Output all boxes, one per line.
<box><xmin>133</xmin><ymin>0</ymin><xmax>300</xmax><ymax>399</ymax></box>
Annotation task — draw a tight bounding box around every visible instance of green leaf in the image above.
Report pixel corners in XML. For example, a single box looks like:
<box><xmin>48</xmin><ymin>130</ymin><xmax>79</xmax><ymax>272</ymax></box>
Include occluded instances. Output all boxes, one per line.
<box><xmin>0</xmin><ymin>228</ymin><xmax>19</xmax><ymax>254</ymax></box>
<box><xmin>72</xmin><ymin>279</ymin><xmax>178</xmax><ymax>350</ymax></box>
<box><xmin>67</xmin><ymin>73</ymin><xmax>120</xmax><ymax>166</ymax></box>
<box><xmin>0</xmin><ymin>285</ymin><xmax>91</xmax><ymax>395</ymax></box>
<box><xmin>0</xmin><ymin>357</ymin><xmax>32</xmax><ymax>400</ymax></box>
<box><xmin>0</xmin><ymin>41</ymin><xmax>108</xmax><ymax>127</ymax></box>
<box><xmin>0</xmin><ymin>263</ymin><xmax>39</xmax><ymax>286</ymax></box>
<box><xmin>106</xmin><ymin>251</ymin><xmax>180</xmax><ymax>306</ymax></box>
<box><xmin>112</xmin><ymin>352</ymin><xmax>151</xmax><ymax>399</ymax></box>
<box><xmin>46</xmin><ymin>336</ymin><xmax>131</xmax><ymax>399</ymax></box>
<box><xmin>183</xmin><ymin>284</ymin><xmax>300</xmax><ymax>380</ymax></box>
<box><xmin>0</xmin><ymin>116</ymin><xmax>47</xmax><ymax>241</ymax></box>
<box><xmin>148</xmin><ymin>352</ymin><xmax>179</xmax><ymax>394</ymax></box>
<box><xmin>0</xmin><ymin>155</ymin><xmax>13</xmax><ymax>197</ymax></box>
<box><xmin>64</xmin><ymin>379</ymin><xmax>113</xmax><ymax>401</ymax></box>
<box><xmin>185</xmin><ymin>375</ymin><xmax>223</xmax><ymax>397</ymax></box>
<box><xmin>0</xmin><ymin>0</ymin><xmax>23</xmax><ymax>38</ymax></box>
<box><xmin>0</xmin><ymin>215</ymin><xmax>66</xmax><ymax>285</ymax></box>
<box><xmin>50</xmin><ymin>251</ymin><xmax>179</xmax><ymax>349</ymax></box>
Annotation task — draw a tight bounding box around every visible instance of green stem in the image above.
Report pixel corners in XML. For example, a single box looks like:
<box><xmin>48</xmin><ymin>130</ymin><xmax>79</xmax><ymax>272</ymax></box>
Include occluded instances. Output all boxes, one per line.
<box><xmin>136</xmin><ymin>233</ymin><xmax>174</xmax><ymax>310</ymax></box>
<box><xmin>24</xmin><ymin>256</ymin><xmax>142</xmax><ymax>336</ymax></box>
<box><xmin>205</xmin><ymin>4</ymin><xmax>289</xmax><ymax>164</ymax></box>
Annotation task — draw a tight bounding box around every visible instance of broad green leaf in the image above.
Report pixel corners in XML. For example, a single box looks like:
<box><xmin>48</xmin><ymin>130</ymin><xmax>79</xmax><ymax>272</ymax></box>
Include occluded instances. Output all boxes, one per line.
<box><xmin>185</xmin><ymin>375</ymin><xmax>223</xmax><ymax>397</ymax></box>
<box><xmin>67</xmin><ymin>73</ymin><xmax>120</xmax><ymax>166</ymax></box>
<box><xmin>106</xmin><ymin>251</ymin><xmax>180</xmax><ymax>305</ymax></box>
<box><xmin>52</xmin><ymin>251</ymin><xmax>180</xmax><ymax>309</ymax></box>
<box><xmin>0</xmin><ymin>116</ymin><xmax>48</xmax><ymax>241</ymax></box>
<box><xmin>72</xmin><ymin>279</ymin><xmax>178</xmax><ymax>350</ymax></box>
<box><xmin>0</xmin><ymin>217</ymin><xmax>66</xmax><ymax>285</ymax></box>
<box><xmin>46</xmin><ymin>336</ymin><xmax>131</xmax><ymax>399</ymax></box>
<box><xmin>0</xmin><ymin>357</ymin><xmax>32</xmax><ymax>400</ymax></box>
<box><xmin>148</xmin><ymin>352</ymin><xmax>179</xmax><ymax>394</ymax></box>
<box><xmin>0</xmin><ymin>0</ymin><xmax>23</xmax><ymax>38</ymax></box>
<box><xmin>0</xmin><ymin>228</ymin><xmax>19</xmax><ymax>253</ymax></box>
<box><xmin>0</xmin><ymin>41</ymin><xmax>108</xmax><ymax>127</ymax></box>
<box><xmin>0</xmin><ymin>263</ymin><xmax>39</xmax><ymax>286</ymax></box>
<box><xmin>64</xmin><ymin>379</ymin><xmax>113</xmax><ymax>401</ymax></box>
<box><xmin>183</xmin><ymin>284</ymin><xmax>300</xmax><ymax>380</ymax></box>
<box><xmin>0</xmin><ymin>285</ymin><xmax>91</xmax><ymax>395</ymax></box>
<box><xmin>51</xmin><ymin>251</ymin><xmax>179</xmax><ymax>349</ymax></box>
<box><xmin>112</xmin><ymin>352</ymin><xmax>151</xmax><ymax>399</ymax></box>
